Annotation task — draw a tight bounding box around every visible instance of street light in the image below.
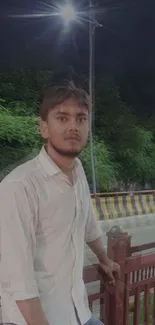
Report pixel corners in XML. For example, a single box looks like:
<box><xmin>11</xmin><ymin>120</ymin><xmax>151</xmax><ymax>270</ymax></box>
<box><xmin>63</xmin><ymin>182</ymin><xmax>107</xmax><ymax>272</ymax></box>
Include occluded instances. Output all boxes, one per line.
<box><xmin>59</xmin><ymin>2</ymin><xmax>102</xmax><ymax>195</ymax></box>
<box><xmin>59</xmin><ymin>5</ymin><xmax>76</xmax><ymax>24</ymax></box>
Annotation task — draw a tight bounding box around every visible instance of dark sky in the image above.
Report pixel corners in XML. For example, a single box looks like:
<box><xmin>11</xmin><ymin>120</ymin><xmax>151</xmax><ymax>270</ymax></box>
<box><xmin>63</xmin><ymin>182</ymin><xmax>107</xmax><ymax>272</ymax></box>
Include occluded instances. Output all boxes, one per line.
<box><xmin>0</xmin><ymin>0</ymin><xmax>155</xmax><ymax>76</ymax></box>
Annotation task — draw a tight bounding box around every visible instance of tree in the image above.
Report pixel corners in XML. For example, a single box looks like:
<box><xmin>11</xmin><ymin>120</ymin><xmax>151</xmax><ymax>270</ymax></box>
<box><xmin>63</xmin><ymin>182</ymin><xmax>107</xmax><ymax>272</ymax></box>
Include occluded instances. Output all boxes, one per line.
<box><xmin>119</xmin><ymin>68</ymin><xmax>155</xmax><ymax>118</ymax></box>
<box><xmin>0</xmin><ymin>69</ymin><xmax>56</xmax><ymax>116</ymax></box>
<box><xmin>94</xmin><ymin>77</ymin><xmax>136</xmax><ymax>144</ymax></box>
<box><xmin>80</xmin><ymin>138</ymin><xmax>117</xmax><ymax>192</ymax></box>
<box><xmin>0</xmin><ymin>107</ymin><xmax>40</xmax><ymax>179</ymax></box>
<box><xmin>94</xmin><ymin>77</ymin><xmax>155</xmax><ymax>189</ymax></box>
<box><xmin>0</xmin><ymin>108</ymin><xmax>39</xmax><ymax>145</ymax></box>
<box><xmin>116</xmin><ymin>127</ymin><xmax>155</xmax><ymax>189</ymax></box>
<box><xmin>1</xmin><ymin>70</ymin><xmax>155</xmax><ymax>191</ymax></box>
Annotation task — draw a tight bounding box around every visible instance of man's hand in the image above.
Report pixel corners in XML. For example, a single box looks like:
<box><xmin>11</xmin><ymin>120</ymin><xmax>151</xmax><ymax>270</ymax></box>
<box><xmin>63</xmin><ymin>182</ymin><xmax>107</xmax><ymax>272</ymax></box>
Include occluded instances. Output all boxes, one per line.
<box><xmin>87</xmin><ymin>236</ymin><xmax>120</xmax><ymax>285</ymax></box>
<box><xmin>99</xmin><ymin>259</ymin><xmax>120</xmax><ymax>285</ymax></box>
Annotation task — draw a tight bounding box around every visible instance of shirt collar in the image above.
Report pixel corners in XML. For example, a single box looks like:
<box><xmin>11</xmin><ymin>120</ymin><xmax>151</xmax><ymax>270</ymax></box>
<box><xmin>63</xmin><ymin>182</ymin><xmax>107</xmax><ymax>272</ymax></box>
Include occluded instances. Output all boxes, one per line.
<box><xmin>38</xmin><ymin>146</ymin><xmax>80</xmax><ymax>177</ymax></box>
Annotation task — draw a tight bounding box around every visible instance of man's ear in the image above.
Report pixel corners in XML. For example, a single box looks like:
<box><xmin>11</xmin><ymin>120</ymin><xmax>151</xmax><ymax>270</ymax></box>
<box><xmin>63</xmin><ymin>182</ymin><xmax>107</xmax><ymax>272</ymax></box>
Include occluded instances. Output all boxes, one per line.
<box><xmin>40</xmin><ymin>119</ymin><xmax>49</xmax><ymax>140</ymax></box>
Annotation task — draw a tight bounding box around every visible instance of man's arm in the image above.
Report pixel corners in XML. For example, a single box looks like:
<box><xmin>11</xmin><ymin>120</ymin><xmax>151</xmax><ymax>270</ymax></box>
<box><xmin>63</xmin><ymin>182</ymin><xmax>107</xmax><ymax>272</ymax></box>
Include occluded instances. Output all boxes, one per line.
<box><xmin>87</xmin><ymin>235</ymin><xmax>110</xmax><ymax>265</ymax></box>
<box><xmin>85</xmin><ymin>197</ymin><xmax>120</xmax><ymax>282</ymax></box>
<box><xmin>84</xmin><ymin>198</ymin><xmax>110</xmax><ymax>264</ymax></box>
<box><xmin>16</xmin><ymin>298</ymin><xmax>49</xmax><ymax>325</ymax></box>
<box><xmin>0</xmin><ymin>180</ymin><xmax>49</xmax><ymax>325</ymax></box>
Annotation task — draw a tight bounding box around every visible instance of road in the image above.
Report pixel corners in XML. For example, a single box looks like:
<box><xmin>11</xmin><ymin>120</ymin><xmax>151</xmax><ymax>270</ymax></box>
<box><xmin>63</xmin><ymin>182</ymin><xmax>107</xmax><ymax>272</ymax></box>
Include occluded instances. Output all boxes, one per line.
<box><xmin>124</xmin><ymin>223</ymin><xmax>155</xmax><ymax>247</ymax></box>
<box><xmin>84</xmin><ymin>223</ymin><xmax>155</xmax><ymax>266</ymax></box>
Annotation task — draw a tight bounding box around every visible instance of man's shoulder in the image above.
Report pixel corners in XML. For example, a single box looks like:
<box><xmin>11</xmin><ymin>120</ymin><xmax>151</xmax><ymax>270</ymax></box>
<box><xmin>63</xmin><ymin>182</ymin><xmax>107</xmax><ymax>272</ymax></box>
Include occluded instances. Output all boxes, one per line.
<box><xmin>76</xmin><ymin>158</ymin><xmax>90</xmax><ymax>189</ymax></box>
<box><xmin>0</xmin><ymin>154</ymin><xmax>40</xmax><ymax>186</ymax></box>
<box><xmin>76</xmin><ymin>157</ymin><xmax>84</xmax><ymax>171</ymax></box>
<box><xmin>76</xmin><ymin>158</ymin><xmax>86</xmax><ymax>176</ymax></box>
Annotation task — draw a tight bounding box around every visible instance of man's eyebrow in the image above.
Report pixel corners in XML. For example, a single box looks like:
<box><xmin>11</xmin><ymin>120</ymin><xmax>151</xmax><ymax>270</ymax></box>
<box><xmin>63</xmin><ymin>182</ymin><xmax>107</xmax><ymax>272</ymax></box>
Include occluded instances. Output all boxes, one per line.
<box><xmin>55</xmin><ymin>111</ymin><xmax>69</xmax><ymax>115</ymax></box>
<box><xmin>76</xmin><ymin>112</ymin><xmax>88</xmax><ymax>116</ymax></box>
<box><xmin>55</xmin><ymin>111</ymin><xmax>88</xmax><ymax>116</ymax></box>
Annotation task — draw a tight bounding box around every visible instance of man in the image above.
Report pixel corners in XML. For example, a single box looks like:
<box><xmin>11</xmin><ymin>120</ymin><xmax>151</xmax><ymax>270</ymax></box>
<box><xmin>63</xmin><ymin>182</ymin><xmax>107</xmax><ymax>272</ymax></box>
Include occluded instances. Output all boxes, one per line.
<box><xmin>0</xmin><ymin>83</ymin><xmax>120</xmax><ymax>325</ymax></box>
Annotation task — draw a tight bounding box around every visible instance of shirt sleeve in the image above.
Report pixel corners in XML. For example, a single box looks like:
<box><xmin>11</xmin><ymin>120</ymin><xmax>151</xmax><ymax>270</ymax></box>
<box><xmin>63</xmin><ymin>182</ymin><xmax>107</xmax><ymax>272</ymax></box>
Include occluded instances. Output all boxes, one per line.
<box><xmin>0</xmin><ymin>180</ymin><xmax>39</xmax><ymax>300</ymax></box>
<box><xmin>84</xmin><ymin>197</ymin><xmax>103</xmax><ymax>242</ymax></box>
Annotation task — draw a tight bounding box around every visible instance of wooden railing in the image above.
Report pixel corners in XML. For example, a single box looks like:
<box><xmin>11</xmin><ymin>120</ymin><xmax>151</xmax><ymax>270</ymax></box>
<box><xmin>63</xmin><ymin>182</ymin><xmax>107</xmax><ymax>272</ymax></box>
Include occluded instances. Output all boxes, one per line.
<box><xmin>123</xmin><ymin>253</ymin><xmax>155</xmax><ymax>325</ymax></box>
<box><xmin>83</xmin><ymin>264</ymin><xmax>105</xmax><ymax>322</ymax></box>
<box><xmin>84</xmin><ymin>226</ymin><xmax>155</xmax><ymax>325</ymax></box>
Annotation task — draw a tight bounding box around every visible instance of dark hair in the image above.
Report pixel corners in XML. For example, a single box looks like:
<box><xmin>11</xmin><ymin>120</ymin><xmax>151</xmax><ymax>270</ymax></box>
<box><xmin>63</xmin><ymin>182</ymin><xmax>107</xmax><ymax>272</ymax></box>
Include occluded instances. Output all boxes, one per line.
<box><xmin>39</xmin><ymin>82</ymin><xmax>89</xmax><ymax>121</ymax></box>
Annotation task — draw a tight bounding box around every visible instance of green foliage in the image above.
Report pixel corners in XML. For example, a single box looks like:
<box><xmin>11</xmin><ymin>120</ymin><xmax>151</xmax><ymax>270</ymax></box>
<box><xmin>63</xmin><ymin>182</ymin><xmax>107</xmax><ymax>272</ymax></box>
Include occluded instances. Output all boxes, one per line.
<box><xmin>116</xmin><ymin>127</ymin><xmax>155</xmax><ymax>186</ymax></box>
<box><xmin>0</xmin><ymin>108</ymin><xmax>40</xmax><ymax>145</ymax></box>
<box><xmin>80</xmin><ymin>139</ymin><xmax>118</xmax><ymax>191</ymax></box>
<box><xmin>0</xmin><ymin>68</ymin><xmax>55</xmax><ymax>116</ymax></box>
<box><xmin>0</xmin><ymin>145</ymin><xmax>39</xmax><ymax>181</ymax></box>
<box><xmin>94</xmin><ymin>77</ymin><xmax>155</xmax><ymax>188</ymax></box>
<box><xmin>129</xmin><ymin>292</ymin><xmax>153</xmax><ymax>325</ymax></box>
<box><xmin>0</xmin><ymin>105</ymin><xmax>41</xmax><ymax>179</ymax></box>
<box><xmin>95</xmin><ymin>77</ymin><xmax>136</xmax><ymax>146</ymax></box>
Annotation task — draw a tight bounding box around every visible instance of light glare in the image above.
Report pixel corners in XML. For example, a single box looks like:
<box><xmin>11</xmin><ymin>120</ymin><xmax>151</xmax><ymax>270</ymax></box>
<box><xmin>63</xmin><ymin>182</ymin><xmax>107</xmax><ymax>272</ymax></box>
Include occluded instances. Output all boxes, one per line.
<box><xmin>60</xmin><ymin>5</ymin><xmax>76</xmax><ymax>23</ymax></box>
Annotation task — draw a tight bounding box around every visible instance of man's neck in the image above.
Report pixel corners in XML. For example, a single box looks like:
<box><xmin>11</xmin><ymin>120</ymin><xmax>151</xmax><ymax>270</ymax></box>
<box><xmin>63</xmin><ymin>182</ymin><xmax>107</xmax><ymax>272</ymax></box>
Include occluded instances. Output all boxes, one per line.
<box><xmin>45</xmin><ymin>144</ymin><xmax>75</xmax><ymax>174</ymax></box>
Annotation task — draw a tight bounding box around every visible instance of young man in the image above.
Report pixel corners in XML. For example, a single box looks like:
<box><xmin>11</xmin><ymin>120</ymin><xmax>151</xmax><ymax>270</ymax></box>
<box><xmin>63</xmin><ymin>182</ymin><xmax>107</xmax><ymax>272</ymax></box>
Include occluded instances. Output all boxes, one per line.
<box><xmin>0</xmin><ymin>84</ymin><xmax>120</xmax><ymax>325</ymax></box>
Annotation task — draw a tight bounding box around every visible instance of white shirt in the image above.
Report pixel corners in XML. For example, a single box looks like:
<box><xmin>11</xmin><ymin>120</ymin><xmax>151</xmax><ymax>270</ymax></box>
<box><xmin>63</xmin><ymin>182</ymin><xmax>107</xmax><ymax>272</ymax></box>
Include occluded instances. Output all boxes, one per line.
<box><xmin>0</xmin><ymin>146</ymin><xmax>102</xmax><ymax>325</ymax></box>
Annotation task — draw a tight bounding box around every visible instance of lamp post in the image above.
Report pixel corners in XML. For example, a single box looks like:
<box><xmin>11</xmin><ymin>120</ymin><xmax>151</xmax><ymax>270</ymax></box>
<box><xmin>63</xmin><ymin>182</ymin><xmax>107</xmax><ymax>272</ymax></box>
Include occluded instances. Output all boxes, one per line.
<box><xmin>59</xmin><ymin>2</ymin><xmax>102</xmax><ymax>195</ymax></box>
<box><xmin>88</xmin><ymin>0</ymin><xmax>96</xmax><ymax>195</ymax></box>
<box><xmin>88</xmin><ymin>0</ymin><xmax>102</xmax><ymax>194</ymax></box>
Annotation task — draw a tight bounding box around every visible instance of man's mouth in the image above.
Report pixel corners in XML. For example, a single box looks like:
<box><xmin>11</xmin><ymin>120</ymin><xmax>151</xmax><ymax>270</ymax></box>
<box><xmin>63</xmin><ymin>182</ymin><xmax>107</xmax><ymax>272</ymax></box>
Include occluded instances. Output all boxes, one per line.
<box><xmin>66</xmin><ymin>135</ymin><xmax>80</xmax><ymax>141</ymax></box>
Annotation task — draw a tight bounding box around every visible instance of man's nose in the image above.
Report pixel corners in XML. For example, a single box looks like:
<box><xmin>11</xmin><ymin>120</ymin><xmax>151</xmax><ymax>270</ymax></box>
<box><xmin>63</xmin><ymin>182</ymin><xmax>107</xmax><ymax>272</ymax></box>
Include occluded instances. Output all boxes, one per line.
<box><xmin>68</xmin><ymin>119</ymin><xmax>78</xmax><ymax>131</ymax></box>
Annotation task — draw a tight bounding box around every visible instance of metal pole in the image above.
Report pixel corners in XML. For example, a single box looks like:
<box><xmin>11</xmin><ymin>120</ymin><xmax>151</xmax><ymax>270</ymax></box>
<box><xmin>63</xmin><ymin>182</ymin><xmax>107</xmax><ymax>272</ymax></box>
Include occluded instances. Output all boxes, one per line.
<box><xmin>89</xmin><ymin>0</ymin><xmax>97</xmax><ymax>194</ymax></box>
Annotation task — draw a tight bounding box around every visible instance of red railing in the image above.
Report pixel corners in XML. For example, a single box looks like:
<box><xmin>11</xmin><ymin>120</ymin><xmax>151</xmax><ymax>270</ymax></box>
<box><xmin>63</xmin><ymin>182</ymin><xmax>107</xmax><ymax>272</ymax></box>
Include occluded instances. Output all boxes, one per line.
<box><xmin>83</xmin><ymin>264</ymin><xmax>105</xmax><ymax>322</ymax></box>
<box><xmin>83</xmin><ymin>226</ymin><xmax>155</xmax><ymax>325</ymax></box>
<box><xmin>123</xmin><ymin>253</ymin><xmax>155</xmax><ymax>325</ymax></box>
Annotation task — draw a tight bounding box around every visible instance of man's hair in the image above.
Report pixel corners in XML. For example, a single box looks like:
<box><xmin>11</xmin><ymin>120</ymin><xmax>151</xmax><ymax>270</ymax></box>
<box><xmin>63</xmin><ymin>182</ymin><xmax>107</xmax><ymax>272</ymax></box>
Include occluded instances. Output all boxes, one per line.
<box><xmin>39</xmin><ymin>82</ymin><xmax>89</xmax><ymax>121</ymax></box>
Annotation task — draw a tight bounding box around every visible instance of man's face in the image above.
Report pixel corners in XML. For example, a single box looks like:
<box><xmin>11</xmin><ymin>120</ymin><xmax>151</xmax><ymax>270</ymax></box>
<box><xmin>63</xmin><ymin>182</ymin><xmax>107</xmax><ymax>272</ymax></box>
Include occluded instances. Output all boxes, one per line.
<box><xmin>40</xmin><ymin>98</ymin><xmax>89</xmax><ymax>157</ymax></box>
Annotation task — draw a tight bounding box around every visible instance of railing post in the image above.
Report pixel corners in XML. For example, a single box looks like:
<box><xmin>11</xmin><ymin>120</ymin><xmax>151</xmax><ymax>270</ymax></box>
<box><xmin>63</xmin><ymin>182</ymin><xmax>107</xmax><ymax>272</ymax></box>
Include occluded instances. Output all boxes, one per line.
<box><xmin>104</xmin><ymin>226</ymin><xmax>131</xmax><ymax>325</ymax></box>
<box><xmin>107</xmin><ymin>225</ymin><xmax>131</xmax><ymax>260</ymax></box>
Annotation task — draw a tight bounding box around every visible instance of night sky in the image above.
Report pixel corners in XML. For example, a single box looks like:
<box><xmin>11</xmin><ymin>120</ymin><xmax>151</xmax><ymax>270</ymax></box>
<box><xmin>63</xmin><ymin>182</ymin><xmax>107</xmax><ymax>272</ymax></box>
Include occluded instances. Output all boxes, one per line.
<box><xmin>0</xmin><ymin>0</ymin><xmax>155</xmax><ymax>77</ymax></box>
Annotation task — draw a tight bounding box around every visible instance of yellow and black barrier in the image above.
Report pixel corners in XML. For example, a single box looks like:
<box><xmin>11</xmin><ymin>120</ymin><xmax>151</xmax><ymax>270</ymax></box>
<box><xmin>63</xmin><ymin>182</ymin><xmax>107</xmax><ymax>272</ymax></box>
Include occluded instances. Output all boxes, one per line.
<box><xmin>91</xmin><ymin>190</ymin><xmax>155</xmax><ymax>220</ymax></box>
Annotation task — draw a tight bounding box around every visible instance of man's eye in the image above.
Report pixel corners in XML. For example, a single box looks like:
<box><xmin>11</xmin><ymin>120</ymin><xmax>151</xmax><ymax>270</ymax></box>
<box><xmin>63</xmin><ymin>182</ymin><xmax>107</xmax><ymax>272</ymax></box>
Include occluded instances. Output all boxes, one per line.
<box><xmin>58</xmin><ymin>116</ymin><xmax>66</xmax><ymax>122</ymax></box>
<box><xmin>78</xmin><ymin>117</ymin><xmax>86</xmax><ymax>124</ymax></box>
